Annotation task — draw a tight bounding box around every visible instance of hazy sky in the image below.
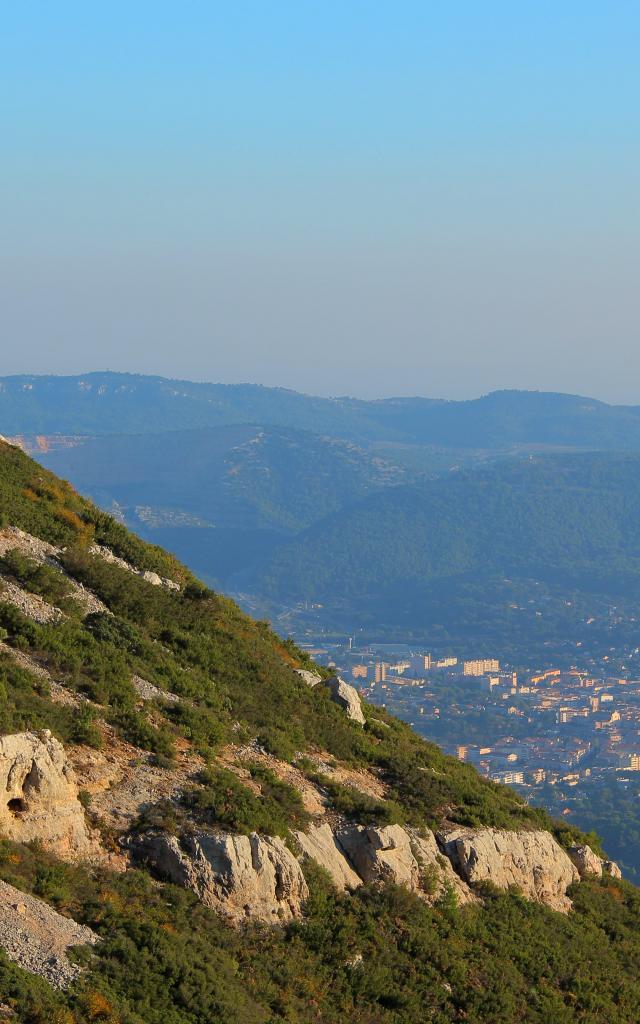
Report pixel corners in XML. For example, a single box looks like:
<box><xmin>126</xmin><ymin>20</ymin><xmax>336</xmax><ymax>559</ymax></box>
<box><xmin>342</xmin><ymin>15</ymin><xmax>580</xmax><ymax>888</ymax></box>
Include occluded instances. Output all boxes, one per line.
<box><xmin>2</xmin><ymin>2</ymin><xmax>638</xmax><ymax>401</ymax></box>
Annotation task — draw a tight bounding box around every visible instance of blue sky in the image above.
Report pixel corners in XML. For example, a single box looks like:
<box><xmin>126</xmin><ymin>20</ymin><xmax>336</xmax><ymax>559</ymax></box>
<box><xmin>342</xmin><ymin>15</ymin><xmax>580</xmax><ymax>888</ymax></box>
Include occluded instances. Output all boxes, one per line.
<box><xmin>1</xmin><ymin>2</ymin><xmax>638</xmax><ymax>399</ymax></box>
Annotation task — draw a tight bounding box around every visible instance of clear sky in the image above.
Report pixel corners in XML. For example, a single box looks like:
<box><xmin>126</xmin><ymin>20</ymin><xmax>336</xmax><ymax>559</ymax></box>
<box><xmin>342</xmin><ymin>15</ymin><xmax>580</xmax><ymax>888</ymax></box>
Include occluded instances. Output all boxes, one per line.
<box><xmin>1</xmin><ymin>2</ymin><xmax>638</xmax><ymax>400</ymax></box>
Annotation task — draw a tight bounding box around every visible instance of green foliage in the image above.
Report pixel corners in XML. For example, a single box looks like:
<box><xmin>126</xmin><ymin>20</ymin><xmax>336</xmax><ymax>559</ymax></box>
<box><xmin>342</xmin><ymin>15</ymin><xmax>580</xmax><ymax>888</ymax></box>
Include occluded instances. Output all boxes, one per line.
<box><xmin>0</xmin><ymin>548</ymin><xmax>77</xmax><ymax>611</ymax></box>
<box><xmin>184</xmin><ymin>764</ymin><xmax>309</xmax><ymax>838</ymax></box>
<box><xmin>306</xmin><ymin>768</ymin><xmax>403</xmax><ymax>826</ymax></box>
<box><xmin>0</xmin><ymin>649</ymin><xmax>77</xmax><ymax>742</ymax></box>
<box><xmin>110</xmin><ymin>709</ymin><xmax>176</xmax><ymax>760</ymax></box>
<box><xmin>3</xmin><ymin>838</ymin><xmax>640</xmax><ymax>1023</ymax></box>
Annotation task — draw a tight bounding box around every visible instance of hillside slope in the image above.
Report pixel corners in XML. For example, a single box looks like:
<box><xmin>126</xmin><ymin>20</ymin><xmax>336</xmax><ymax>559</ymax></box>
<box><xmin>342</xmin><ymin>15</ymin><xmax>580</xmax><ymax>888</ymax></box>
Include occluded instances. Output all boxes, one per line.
<box><xmin>1</xmin><ymin>439</ymin><xmax>640</xmax><ymax>1022</ymax></box>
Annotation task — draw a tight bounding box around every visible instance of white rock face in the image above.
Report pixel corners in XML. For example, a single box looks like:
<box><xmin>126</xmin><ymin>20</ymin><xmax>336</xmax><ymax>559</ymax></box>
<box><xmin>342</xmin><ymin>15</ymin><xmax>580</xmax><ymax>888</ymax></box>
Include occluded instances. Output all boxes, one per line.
<box><xmin>568</xmin><ymin>844</ymin><xmax>622</xmax><ymax>880</ymax></box>
<box><xmin>294</xmin><ymin>669</ymin><xmax>365</xmax><ymax>723</ymax></box>
<box><xmin>568</xmin><ymin>844</ymin><xmax>605</xmax><ymax>877</ymax></box>
<box><xmin>134</xmin><ymin>830</ymin><xmax>309</xmax><ymax>923</ymax></box>
<box><xmin>295</xmin><ymin>669</ymin><xmax>322</xmax><ymax>688</ymax></box>
<box><xmin>438</xmin><ymin>827</ymin><xmax>579</xmax><ymax>912</ymax></box>
<box><xmin>326</xmin><ymin>676</ymin><xmax>365</xmax><ymax>725</ymax></box>
<box><xmin>336</xmin><ymin>824</ymin><xmax>475</xmax><ymax>905</ymax></box>
<box><xmin>132</xmin><ymin>674</ymin><xmax>180</xmax><ymax>704</ymax></box>
<box><xmin>605</xmin><ymin>859</ymin><xmax>622</xmax><ymax>879</ymax></box>
<box><xmin>294</xmin><ymin>822</ymin><xmax>362</xmax><ymax>890</ymax></box>
<box><xmin>0</xmin><ymin>731</ymin><xmax>94</xmax><ymax>859</ymax></box>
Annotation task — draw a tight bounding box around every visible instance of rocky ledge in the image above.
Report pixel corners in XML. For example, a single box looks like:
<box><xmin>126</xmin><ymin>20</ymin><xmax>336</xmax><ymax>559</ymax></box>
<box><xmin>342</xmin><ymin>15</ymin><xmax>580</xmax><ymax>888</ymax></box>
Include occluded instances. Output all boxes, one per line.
<box><xmin>437</xmin><ymin>827</ymin><xmax>580</xmax><ymax>912</ymax></box>
<box><xmin>136</xmin><ymin>819</ymin><xmax>616</xmax><ymax>923</ymax></box>
<box><xmin>130</xmin><ymin>830</ymin><xmax>309</xmax><ymax>924</ymax></box>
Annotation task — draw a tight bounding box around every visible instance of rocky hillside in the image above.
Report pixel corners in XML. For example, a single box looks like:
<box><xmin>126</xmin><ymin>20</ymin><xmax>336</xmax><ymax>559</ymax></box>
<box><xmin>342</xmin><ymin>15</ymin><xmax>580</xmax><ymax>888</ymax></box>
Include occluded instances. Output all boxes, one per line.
<box><xmin>0</xmin><ymin>437</ymin><xmax>640</xmax><ymax>1022</ymax></box>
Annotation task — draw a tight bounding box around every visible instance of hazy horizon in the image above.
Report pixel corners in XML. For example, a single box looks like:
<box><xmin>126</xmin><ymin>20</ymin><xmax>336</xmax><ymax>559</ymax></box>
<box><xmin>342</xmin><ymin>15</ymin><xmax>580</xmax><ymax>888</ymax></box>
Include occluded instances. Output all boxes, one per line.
<box><xmin>1</xmin><ymin>368</ymin><xmax>638</xmax><ymax>408</ymax></box>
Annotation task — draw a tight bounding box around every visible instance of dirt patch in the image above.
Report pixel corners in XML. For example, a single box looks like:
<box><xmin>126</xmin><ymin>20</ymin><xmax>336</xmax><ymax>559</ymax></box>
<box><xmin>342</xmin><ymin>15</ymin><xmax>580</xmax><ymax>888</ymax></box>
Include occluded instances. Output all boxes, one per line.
<box><xmin>69</xmin><ymin>725</ymin><xmax>204</xmax><ymax>839</ymax></box>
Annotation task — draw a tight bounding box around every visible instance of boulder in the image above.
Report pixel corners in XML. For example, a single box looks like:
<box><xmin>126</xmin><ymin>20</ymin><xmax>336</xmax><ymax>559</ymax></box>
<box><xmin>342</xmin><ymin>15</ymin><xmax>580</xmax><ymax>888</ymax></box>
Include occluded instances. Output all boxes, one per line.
<box><xmin>132</xmin><ymin>829</ymin><xmax>309</xmax><ymax>923</ymax></box>
<box><xmin>567</xmin><ymin>844</ymin><xmax>622</xmax><ymax>880</ymax></box>
<box><xmin>326</xmin><ymin>676</ymin><xmax>365</xmax><ymax>725</ymax></box>
<box><xmin>438</xmin><ymin>827</ymin><xmax>579</xmax><ymax>912</ymax></box>
<box><xmin>294</xmin><ymin>822</ymin><xmax>361</xmax><ymax>890</ymax></box>
<box><xmin>0</xmin><ymin>731</ymin><xmax>94</xmax><ymax>859</ymax></box>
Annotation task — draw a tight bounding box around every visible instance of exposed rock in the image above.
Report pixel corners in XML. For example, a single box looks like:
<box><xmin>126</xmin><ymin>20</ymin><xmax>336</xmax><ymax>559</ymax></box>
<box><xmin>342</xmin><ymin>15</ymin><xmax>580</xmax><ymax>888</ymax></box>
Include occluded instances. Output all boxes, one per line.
<box><xmin>336</xmin><ymin>824</ymin><xmax>475</xmax><ymax>905</ymax></box>
<box><xmin>0</xmin><ymin>526</ymin><xmax>58</xmax><ymax>562</ymax></box>
<box><xmin>0</xmin><ymin>878</ymin><xmax>98</xmax><ymax>989</ymax></box>
<box><xmin>568</xmin><ymin>844</ymin><xmax>623</xmax><ymax>880</ymax></box>
<box><xmin>132</xmin><ymin>674</ymin><xmax>180</xmax><ymax>704</ymax></box>
<box><xmin>89</xmin><ymin>544</ymin><xmax>180</xmax><ymax>591</ymax></box>
<box><xmin>295</xmin><ymin>669</ymin><xmax>322</xmax><ymax>688</ymax></box>
<box><xmin>325</xmin><ymin>676</ymin><xmax>365</xmax><ymax>725</ymax></box>
<box><xmin>0</xmin><ymin>527</ymin><xmax>109</xmax><ymax>617</ymax></box>
<box><xmin>295</xmin><ymin>669</ymin><xmax>364</xmax><ymax>723</ymax></box>
<box><xmin>438</xmin><ymin>827</ymin><xmax>579</xmax><ymax>912</ymax></box>
<box><xmin>294</xmin><ymin>823</ymin><xmax>361</xmax><ymax>890</ymax></box>
<box><xmin>569</xmin><ymin>844</ymin><xmax>605</xmax><ymax>877</ymax></box>
<box><xmin>0</xmin><ymin>731</ymin><xmax>95</xmax><ymax>859</ymax></box>
<box><xmin>605</xmin><ymin>859</ymin><xmax>622</xmax><ymax>879</ymax></box>
<box><xmin>132</xmin><ymin>829</ymin><xmax>309</xmax><ymax>923</ymax></box>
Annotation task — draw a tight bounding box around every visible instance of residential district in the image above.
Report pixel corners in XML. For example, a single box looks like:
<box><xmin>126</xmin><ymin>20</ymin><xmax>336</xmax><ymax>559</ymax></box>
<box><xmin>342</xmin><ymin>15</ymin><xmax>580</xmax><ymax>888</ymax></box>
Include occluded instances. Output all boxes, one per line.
<box><xmin>299</xmin><ymin>639</ymin><xmax>640</xmax><ymax>790</ymax></box>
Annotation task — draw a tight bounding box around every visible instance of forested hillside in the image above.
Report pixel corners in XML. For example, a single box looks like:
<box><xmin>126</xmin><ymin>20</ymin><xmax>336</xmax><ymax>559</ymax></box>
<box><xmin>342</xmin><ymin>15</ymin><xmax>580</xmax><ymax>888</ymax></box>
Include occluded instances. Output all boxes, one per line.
<box><xmin>1</xmin><ymin>439</ymin><xmax>640</xmax><ymax>1022</ymax></box>
<box><xmin>246</xmin><ymin>452</ymin><xmax>640</xmax><ymax>655</ymax></box>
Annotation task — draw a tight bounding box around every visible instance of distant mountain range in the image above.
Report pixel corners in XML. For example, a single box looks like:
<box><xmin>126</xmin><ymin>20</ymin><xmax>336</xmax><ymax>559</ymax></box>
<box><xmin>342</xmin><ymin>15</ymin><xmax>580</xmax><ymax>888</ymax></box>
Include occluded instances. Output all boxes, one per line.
<box><xmin>4</xmin><ymin>372</ymin><xmax>640</xmax><ymax>655</ymax></box>
<box><xmin>5</xmin><ymin>371</ymin><xmax>640</xmax><ymax>448</ymax></box>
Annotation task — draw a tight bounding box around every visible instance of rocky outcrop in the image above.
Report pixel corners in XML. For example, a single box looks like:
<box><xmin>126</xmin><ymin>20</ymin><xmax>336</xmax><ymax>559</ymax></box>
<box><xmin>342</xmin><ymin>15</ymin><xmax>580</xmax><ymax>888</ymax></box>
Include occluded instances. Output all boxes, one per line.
<box><xmin>89</xmin><ymin>544</ymin><xmax>180</xmax><ymax>590</ymax></box>
<box><xmin>568</xmin><ymin>844</ymin><xmax>622</xmax><ymax>879</ymax></box>
<box><xmin>605</xmin><ymin>859</ymin><xmax>623</xmax><ymax>879</ymax></box>
<box><xmin>0</xmin><ymin>878</ymin><xmax>98</xmax><ymax>989</ymax></box>
<box><xmin>295</xmin><ymin>669</ymin><xmax>322</xmax><ymax>687</ymax></box>
<box><xmin>0</xmin><ymin>731</ymin><xmax>95</xmax><ymax>859</ymax></box>
<box><xmin>295</xmin><ymin>669</ymin><xmax>365</xmax><ymax>723</ymax></box>
<box><xmin>294</xmin><ymin>823</ymin><xmax>362</xmax><ymax>890</ymax></box>
<box><xmin>325</xmin><ymin>676</ymin><xmax>365</xmax><ymax>725</ymax></box>
<box><xmin>132</xmin><ymin>829</ymin><xmax>309</xmax><ymax>923</ymax></box>
<box><xmin>337</xmin><ymin>824</ymin><xmax>475</xmax><ymax>905</ymax></box>
<box><xmin>0</xmin><ymin>527</ymin><xmax>109</xmax><ymax>617</ymax></box>
<box><xmin>438</xmin><ymin>827</ymin><xmax>579</xmax><ymax>911</ymax></box>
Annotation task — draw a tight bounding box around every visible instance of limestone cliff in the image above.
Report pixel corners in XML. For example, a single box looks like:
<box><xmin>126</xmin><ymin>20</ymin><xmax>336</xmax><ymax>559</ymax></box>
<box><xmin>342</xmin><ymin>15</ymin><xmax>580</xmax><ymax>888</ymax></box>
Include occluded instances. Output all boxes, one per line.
<box><xmin>0</xmin><ymin>731</ymin><xmax>95</xmax><ymax>860</ymax></box>
<box><xmin>336</xmin><ymin>823</ymin><xmax>475</xmax><ymax>905</ymax></box>
<box><xmin>131</xmin><ymin>829</ymin><xmax>309</xmax><ymax>924</ymax></box>
<box><xmin>438</xmin><ymin>827</ymin><xmax>579</xmax><ymax>911</ymax></box>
